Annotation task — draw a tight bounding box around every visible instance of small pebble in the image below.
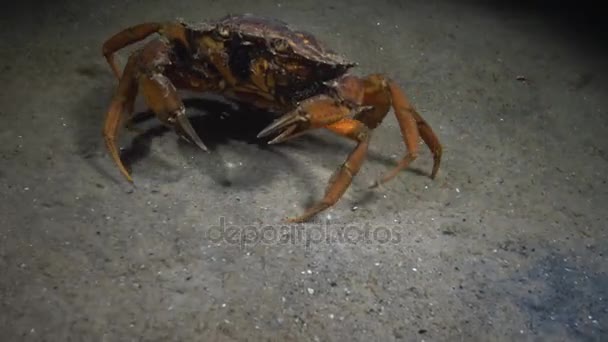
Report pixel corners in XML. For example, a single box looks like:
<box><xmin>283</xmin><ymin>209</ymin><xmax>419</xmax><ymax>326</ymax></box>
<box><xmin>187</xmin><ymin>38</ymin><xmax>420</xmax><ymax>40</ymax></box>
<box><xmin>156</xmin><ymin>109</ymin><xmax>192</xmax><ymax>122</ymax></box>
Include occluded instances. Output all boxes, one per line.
<box><xmin>307</xmin><ymin>288</ymin><xmax>315</xmax><ymax>295</ymax></box>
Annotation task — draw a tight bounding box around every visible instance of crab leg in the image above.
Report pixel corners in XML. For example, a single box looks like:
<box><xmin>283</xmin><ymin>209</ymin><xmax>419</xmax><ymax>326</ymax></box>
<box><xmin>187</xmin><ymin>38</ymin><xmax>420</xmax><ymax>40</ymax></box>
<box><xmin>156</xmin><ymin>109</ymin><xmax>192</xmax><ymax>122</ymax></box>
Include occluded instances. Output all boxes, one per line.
<box><xmin>287</xmin><ymin>119</ymin><xmax>370</xmax><ymax>223</ymax></box>
<box><xmin>102</xmin><ymin>23</ymin><xmax>162</xmax><ymax>79</ymax></box>
<box><xmin>103</xmin><ymin>53</ymin><xmax>140</xmax><ymax>183</ymax></box>
<box><xmin>102</xmin><ymin>22</ymin><xmax>188</xmax><ymax>79</ymax></box>
<box><xmin>257</xmin><ymin>95</ymin><xmax>374</xmax><ymax>222</ymax></box>
<box><xmin>261</xmin><ymin>74</ymin><xmax>442</xmax><ymax>222</ymax></box>
<box><xmin>369</xmin><ymin>78</ymin><xmax>442</xmax><ymax>185</ymax></box>
<box><xmin>103</xmin><ymin>39</ymin><xmax>209</xmax><ymax>183</ymax></box>
<box><xmin>336</xmin><ymin>74</ymin><xmax>442</xmax><ymax>186</ymax></box>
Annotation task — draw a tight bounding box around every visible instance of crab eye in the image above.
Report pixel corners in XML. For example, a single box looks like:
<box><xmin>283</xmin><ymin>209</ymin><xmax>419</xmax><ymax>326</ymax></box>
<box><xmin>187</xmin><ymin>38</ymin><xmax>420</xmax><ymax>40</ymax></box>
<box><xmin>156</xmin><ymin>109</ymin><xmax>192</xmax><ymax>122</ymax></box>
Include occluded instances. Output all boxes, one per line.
<box><xmin>271</xmin><ymin>38</ymin><xmax>290</xmax><ymax>52</ymax></box>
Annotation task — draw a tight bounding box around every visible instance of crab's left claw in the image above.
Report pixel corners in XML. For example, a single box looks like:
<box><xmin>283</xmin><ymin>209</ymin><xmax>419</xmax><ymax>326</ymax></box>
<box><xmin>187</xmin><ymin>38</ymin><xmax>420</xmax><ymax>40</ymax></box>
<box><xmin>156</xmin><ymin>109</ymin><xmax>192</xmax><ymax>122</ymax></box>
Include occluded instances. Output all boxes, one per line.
<box><xmin>267</xmin><ymin>125</ymin><xmax>303</xmax><ymax>145</ymax></box>
<box><xmin>256</xmin><ymin>109</ymin><xmax>308</xmax><ymax>142</ymax></box>
<box><xmin>257</xmin><ymin>95</ymin><xmax>353</xmax><ymax>144</ymax></box>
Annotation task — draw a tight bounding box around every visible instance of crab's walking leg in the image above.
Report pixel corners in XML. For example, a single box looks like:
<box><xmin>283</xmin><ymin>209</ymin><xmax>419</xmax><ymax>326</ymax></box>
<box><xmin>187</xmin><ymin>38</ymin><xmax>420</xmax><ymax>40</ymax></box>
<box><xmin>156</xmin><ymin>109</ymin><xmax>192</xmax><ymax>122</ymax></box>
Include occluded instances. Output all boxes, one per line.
<box><xmin>408</xmin><ymin>104</ymin><xmax>442</xmax><ymax>179</ymax></box>
<box><xmin>102</xmin><ymin>23</ymin><xmax>162</xmax><ymax>79</ymax></box>
<box><xmin>256</xmin><ymin>95</ymin><xmax>372</xmax><ymax>222</ymax></box>
<box><xmin>103</xmin><ymin>53</ymin><xmax>140</xmax><ymax>183</ymax></box>
<box><xmin>287</xmin><ymin>119</ymin><xmax>370</xmax><ymax>223</ymax></box>
<box><xmin>259</xmin><ymin>74</ymin><xmax>442</xmax><ymax>222</ymax></box>
<box><xmin>337</xmin><ymin>74</ymin><xmax>442</xmax><ymax>187</ymax></box>
<box><xmin>103</xmin><ymin>39</ymin><xmax>208</xmax><ymax>183</ymax></box>
<box><xmin>369</xmin><ymin>79</ymin><xmax>442</xmax><ymax>186</ymax></box>
<box><xmin>102</xmin><ymin>22</ymin><xmax>188</xmax><ymax>79</ymax></box>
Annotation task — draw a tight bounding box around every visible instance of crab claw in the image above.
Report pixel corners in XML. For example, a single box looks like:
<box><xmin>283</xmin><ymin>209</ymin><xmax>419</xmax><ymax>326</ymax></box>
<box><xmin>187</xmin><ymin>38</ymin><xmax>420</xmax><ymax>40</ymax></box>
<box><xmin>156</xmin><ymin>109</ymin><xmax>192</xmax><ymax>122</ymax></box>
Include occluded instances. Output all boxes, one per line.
<box><xmin>259</xmin><ymin>95</ymin><xmax>361</xmax><ymax>145</ymax></box>
<box><xmin>257</xmin><ymin>110</ymin><xmax>309</xmax><ymax>139</ymax></box>
<box><xmin>267</xmin><ymin>124</ymin><xmax>302</xmax><ymax>144</ymax></box>
<box><xmin>175</xmin><ymin>109</ymin><xmax>209</xmax><ymax>152</ymax></box>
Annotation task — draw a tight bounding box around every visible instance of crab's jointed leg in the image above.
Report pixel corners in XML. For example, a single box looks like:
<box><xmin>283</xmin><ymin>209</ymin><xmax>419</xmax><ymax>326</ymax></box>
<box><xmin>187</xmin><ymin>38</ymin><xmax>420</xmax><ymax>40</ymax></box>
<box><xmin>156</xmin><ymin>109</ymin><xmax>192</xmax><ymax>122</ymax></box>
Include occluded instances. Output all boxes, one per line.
<box><xmin>103</xmin><ymin>39</ymin><xmax>209</xmax><ymax>183</ymax></box>
<box><xmin>257</xmin><ymin>94</ymin><xmax>371</xmax><ymax>223</ymax></box>
<box><xmin>376</xmin><ymin>78</ymin><xmax>442</xmax><ymax>185</ymax></box>
<box><xmin>287</xmin><ymin>119</ymin><xmax>371</xmax><ymax>223</ymax></box>
<box><xmin>258</xmin><ymin>73</ymin><xmax>442</xmax><ymax>222</ymax></box>
<box><xmin>342</xmin><ymin>74</ymin><xmax>443</xmax><ymax>187</ymax></box>
<box><xmin>102</xmin><ymin>22</ymin><xmax>188</xmax><ymax>79</ymax></box>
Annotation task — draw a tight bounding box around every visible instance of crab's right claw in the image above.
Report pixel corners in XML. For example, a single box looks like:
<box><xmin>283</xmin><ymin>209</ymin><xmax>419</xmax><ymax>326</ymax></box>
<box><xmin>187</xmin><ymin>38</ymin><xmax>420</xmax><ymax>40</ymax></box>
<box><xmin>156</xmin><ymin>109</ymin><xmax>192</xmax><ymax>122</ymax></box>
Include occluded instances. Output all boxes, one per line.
<box><xmin>175</xmin><ymin>110</ymin><xmax>209</xmax><ymax>152</ymax></box>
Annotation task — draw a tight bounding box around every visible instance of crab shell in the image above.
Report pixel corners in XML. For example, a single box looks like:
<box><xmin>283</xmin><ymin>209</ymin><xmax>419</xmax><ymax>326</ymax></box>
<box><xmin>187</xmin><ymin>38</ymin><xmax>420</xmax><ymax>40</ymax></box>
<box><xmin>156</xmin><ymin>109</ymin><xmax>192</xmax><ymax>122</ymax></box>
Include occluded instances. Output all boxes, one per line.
<box><xmin>180</xmin><ymin>14</ymin><xmax>357</xmax><ymax>105</ymax></box>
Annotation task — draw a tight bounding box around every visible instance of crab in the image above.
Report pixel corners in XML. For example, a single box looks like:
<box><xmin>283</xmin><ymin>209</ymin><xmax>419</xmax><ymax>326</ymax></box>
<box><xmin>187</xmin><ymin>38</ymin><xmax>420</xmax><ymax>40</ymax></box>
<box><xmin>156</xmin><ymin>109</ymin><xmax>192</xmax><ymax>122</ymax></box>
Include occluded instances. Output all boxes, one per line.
<box><xmin>101</xmin><ymin>14</ymin><xmax>443</xmax><ymax>223</ymax></box>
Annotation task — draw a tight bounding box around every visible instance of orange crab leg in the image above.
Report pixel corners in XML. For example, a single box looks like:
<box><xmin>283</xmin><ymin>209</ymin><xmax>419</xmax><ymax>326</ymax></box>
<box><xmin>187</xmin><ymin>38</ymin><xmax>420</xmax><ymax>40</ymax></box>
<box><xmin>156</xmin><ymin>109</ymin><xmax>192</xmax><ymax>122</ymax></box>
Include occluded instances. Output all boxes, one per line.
<box><xmin>103</xmin><ymin>53</ymin><xmax>140</xmax><ymax>183</ymax></box>
<box><xmin>102</xmin><ymin>22</ymin><xmax>188</xmax><ymax>79</ymax></box>
<box><xmin>259</xmin><ymin>74</ymin><xmax>442</xmax><ymax>222</ymax></box>
<box><xmin>102</xmin><ymin>23</ymin><xmax>162</xmax><ymax>79</ymax></box>
<box><xmin>256</xmin><ymin>94</ymin><xmax>373</xmax><ymax>222</ymax></box>
<box><xmin>408</xmin><ymin>104</ymin><xmax>442</xmax><ymax>179</ymax></box>
<box><xmin>287</xmin><ymin>119</ymin><xmax>370</xmax><ymax>223</ymax></box>
<box><xmin>103</xmin><ymin>39</ymin><xmax>210</xmax><ymax>183</ymax></box>
<box><xmin>335</xmin><ymin>74</ymin><xmax>442</xmax><ymax>186</ymax></box>
<box><xmin>369</xmin><ymin>79</ymin><xmax>442</xmax><ymax>185</ymax></box>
